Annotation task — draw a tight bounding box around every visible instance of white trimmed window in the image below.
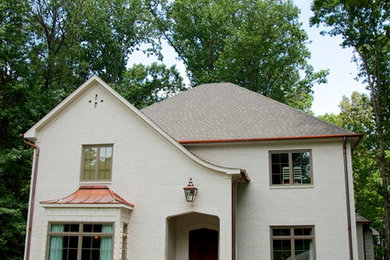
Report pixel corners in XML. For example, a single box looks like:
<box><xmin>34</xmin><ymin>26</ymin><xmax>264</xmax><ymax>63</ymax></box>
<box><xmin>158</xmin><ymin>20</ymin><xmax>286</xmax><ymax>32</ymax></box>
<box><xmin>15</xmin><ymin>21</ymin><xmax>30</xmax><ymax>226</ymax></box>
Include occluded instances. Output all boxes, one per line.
<box><xmin>47</xmin><ymin>223</ymin><xmax>113</xmax><ymax>260</ymax></box>
<box><xmin>271</xmin><ymin>226</ymin><xmax>315</xmax><ymax>260</ymax></box>
<box><xmin>270</xmin><ymin>150</ymin><xmax>312</xmax><ymax>185</ymax></box>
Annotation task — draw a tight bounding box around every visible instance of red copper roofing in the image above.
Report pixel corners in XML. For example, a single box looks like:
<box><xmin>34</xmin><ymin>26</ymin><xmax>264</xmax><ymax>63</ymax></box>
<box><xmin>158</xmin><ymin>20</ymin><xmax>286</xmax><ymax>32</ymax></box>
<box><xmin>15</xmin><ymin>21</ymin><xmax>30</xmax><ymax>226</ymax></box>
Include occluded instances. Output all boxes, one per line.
<box><xmin>40</xmin><ymin>186</ymin><xmax>134</xmax><ymax>208</ymax></box>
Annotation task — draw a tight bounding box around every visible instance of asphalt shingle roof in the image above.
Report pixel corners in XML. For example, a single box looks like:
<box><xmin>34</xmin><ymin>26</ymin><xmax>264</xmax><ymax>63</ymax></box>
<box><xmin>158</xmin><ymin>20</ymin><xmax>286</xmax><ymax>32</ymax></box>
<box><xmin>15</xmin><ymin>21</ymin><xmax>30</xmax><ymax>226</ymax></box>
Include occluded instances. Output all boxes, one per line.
<box><xmin>141</xmin><ymin>82</ymin><xmax>356</xmax><ymax>142</ymax></box>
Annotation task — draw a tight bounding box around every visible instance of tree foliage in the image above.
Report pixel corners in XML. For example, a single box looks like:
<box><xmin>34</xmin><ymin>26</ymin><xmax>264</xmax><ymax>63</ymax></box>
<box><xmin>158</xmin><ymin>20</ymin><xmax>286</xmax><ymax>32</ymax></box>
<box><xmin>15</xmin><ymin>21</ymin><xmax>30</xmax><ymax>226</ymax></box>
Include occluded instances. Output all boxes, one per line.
<box><xmin>1</xmin><ymin>0</ymin><xmax>343</xmax><ymax>258</ymax></box>
<box><xmin>320</xmin><ymin>92</ymin><xmax>386</xmax><ymax>257</ymax></box>
<box><xmin>114</xmin><ymin>63</ymin><xmax>186</xmax><ymax>109</ymax></box>
<box><xmin>0</xmin><ymin>0</ymin><xmax>183</xmax><ymax>258</ymax></box>
<box><xmin>149</xmin><ymin>0</ymin><xmax>328</xmax><ymax>112</ymax></box>
<box><xmin>311</xmin><ymin>0</ymin><xmax>390</xmax><ymax>256</ymax></box>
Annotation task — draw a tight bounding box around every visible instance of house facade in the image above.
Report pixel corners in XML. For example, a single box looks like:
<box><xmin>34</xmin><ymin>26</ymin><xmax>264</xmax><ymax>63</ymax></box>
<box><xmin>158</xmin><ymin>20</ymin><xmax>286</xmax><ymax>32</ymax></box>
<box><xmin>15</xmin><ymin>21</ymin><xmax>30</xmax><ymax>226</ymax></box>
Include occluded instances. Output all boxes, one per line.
<box><xmin>23</xmin><ymin>76</ymin><xmax>364</xmax><ymax>259</ymax></box>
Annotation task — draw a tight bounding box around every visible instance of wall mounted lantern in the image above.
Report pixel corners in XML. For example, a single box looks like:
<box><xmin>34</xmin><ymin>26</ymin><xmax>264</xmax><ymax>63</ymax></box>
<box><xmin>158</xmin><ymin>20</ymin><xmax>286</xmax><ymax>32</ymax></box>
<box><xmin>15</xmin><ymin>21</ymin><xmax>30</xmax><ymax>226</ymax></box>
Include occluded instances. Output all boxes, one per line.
<box><xmin>183</xmin><ymin>178</ymin><xmax>198</xmax><ymax>203</ymax></box>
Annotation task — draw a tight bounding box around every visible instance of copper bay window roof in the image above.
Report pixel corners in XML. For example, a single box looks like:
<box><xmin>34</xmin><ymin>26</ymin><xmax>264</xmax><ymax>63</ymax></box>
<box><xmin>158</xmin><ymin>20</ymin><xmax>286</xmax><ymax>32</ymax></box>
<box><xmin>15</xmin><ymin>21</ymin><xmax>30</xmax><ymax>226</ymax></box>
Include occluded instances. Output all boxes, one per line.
<box><xmin>40</xmin><ymin>185</ymin><xmax>134</xmax><ymax>208</ymax></box>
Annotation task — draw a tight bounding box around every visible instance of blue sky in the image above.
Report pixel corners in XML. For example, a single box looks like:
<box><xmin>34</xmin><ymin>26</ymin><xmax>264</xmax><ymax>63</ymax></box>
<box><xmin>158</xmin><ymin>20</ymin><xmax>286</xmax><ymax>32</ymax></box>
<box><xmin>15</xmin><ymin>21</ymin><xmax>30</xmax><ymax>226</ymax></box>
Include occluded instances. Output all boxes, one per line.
<box><xmin>129</xmin><ymin>0</ymin><xmax>369</xmax><ymax>116</ymax></box>
<box><xmin>295</xmin><ymin>0</ymin><xmax>368</xmax><ymax>115</ymax></box>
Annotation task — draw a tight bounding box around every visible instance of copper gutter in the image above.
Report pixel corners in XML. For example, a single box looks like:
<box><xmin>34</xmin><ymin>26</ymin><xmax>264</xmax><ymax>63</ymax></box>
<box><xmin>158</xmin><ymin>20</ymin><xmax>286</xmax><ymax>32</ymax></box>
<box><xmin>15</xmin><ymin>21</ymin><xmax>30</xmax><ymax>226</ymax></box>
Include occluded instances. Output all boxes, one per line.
<box><xmin>179</xmin><ymin>134</ymin><xmax>363</xmax><ymax>146</ymax></box>
<box><xmin>343</xmin><ymin>137</ymin><xmax>353</xmax><ymax>259</ymax></box>
<box><xmin>232</xmin><ymin>170</ymin><xmax>250</xmax><ymax>260</ymax></box>
<box><xmin>22</xmin><ymin>135</ymin><xmax>40</xmax><ymax>260</ymax></box>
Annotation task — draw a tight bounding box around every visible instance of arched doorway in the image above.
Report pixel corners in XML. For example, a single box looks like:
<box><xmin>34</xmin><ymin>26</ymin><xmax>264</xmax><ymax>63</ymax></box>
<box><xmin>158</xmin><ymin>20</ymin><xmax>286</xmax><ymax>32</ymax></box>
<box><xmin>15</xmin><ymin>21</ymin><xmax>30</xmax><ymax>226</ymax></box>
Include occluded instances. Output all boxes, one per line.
<box><xmin>189</xmin><ymin>228</ymin><xmax>218</xmax><ymax>260</ymax></box>
<box><xmin>166</xmin><ymin>212</ymin><xmax>220</xmax><ymax>260</ymax></box>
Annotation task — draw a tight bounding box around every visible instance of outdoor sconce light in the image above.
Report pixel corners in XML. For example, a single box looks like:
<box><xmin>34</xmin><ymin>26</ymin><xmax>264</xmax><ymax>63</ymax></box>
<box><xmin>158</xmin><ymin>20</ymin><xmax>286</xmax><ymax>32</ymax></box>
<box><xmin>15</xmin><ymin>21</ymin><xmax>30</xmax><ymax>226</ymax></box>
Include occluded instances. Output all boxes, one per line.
<box><xmin>183</xmin><ymin>178</ymin><xmax>198</xmax><ymax>203</ymax></box>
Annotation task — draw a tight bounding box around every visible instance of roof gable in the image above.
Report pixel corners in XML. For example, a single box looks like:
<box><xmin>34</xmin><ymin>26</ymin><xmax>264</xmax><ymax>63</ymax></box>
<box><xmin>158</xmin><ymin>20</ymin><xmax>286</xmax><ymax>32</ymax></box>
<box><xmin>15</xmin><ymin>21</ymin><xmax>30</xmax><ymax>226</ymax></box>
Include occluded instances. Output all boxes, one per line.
<box><xmin>142</xmin><ymin>82</ymin><xmax>360</xmax><ymax>143</ymax></box>
<box><xmin>24</xmin><ymin>76</ymin><xmax>243</xmax><ymax>176</ymax></box>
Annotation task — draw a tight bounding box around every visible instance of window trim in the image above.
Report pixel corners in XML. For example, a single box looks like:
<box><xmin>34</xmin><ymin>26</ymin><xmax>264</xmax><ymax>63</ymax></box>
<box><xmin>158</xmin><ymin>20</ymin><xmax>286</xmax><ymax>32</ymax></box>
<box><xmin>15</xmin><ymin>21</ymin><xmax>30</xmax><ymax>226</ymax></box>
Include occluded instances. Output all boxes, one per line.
<box><xmin>121</xmin><ymin>223</ymin><xmax>128</xmax><ymax>260</ymax></box>
<box><xmin>45</xmin><ymin>222</ymin><xmax>115</xmax><ymax>260</ymax></box>
<box><xmin>80</xmin><ymin>144</ymin><xmax>113</xmax><ymax>182</ymax></box>
<box><xmin>269</xmin><ymin>150</ymin><xmax>313</xmax><ymax>186</ymax></box>
<box><xmin>270</xmin><ymin>225</ymin><xmax>316</xmax><ymax>260</ymax></box>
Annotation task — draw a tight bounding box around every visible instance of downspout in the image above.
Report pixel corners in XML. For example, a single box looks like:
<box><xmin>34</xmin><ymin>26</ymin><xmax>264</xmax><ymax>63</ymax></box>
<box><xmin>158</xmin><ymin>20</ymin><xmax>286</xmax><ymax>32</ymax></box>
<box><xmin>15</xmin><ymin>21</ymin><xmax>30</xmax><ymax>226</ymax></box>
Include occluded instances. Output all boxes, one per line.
<box><xmin>232</xmin><ymin>169</ymin><xmax>250</xmax><ymax>260</ymax></box>
<box><xmin>22</xmin><ymin>135</ymin><xmax>40</xmax><ymax>260</ymax></box>
<box><xmin>363</xmin><ymin>225</ymin><xmax>367</xmax><ymax>259</ymax></box>
<box><xmin>343</xmin><ymin>137</ymin><xmax>354</xmax><ymax>260</ymax></box>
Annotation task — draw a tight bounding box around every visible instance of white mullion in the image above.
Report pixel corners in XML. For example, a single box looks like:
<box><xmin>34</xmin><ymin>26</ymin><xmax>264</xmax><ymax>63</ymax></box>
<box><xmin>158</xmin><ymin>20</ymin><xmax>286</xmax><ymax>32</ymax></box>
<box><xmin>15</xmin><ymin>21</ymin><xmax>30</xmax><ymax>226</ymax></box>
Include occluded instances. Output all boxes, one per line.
<box><xmin>290</xmin><ymin>227</ymin><xmax>295</xmax><ymax>260</ymax></box>
<box><xmin>289</xmin><ymin>152</ymin><xmax>293</xmax><ymax>184</ymax></box>
<box><xmin>77</xmin><ymin>224</ymin><xmax>83</xmax><ymax>260</ymax></box>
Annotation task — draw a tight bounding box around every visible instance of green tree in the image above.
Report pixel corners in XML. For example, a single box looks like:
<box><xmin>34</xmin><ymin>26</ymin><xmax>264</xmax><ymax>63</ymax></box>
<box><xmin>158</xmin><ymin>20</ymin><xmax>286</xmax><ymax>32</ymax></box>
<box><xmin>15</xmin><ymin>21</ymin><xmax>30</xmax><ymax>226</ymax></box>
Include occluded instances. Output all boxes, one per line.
<box><xmin>311</xmin><ymin>0</ymin><xmax>390</xmax><ymax>255</ymax></box>
<box><xmin>0</xmin><ymin>0</ymin><xmax>37</xmax><ymax>257</ymax></box>
<box><xmin>320</xmin><ymin>92</ymin><xmax>385</xmax><ymax>258</ymax></box>
<box><xmin>0</xmin><ymin>0</ymin><xmax>183</xmax><ymax>258</ymax></box>
<box><xmin>28</xmin><ymin>0</ymin><xmax>155</xmax><ymax>91</ymax></box>
<box><xmin>114</xmin><ymin>62</ymin><xmax>186</xmax><ymax>109</ymax></box>
<box><xmin>149</xmin><ymin>0</ymin><xmax>328</xmax><ymax>111</ymax></box>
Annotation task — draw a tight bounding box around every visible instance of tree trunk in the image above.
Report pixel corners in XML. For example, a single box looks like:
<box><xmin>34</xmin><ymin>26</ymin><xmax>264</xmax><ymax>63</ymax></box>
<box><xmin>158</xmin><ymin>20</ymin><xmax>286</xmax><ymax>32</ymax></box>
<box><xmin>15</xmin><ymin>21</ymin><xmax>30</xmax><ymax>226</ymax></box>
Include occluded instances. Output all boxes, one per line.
<box><xmin>361</xmin><ymin>49</ymin><xmax>390</xmax><ymax>258</ymax></box>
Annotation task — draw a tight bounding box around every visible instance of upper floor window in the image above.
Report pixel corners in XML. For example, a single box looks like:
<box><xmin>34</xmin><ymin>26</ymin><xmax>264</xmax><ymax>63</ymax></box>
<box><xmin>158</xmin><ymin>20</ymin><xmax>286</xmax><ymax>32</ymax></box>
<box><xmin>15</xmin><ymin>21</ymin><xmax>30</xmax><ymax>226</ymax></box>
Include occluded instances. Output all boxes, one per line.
<box><xmin>81</xmin><ymin>145</ymin><xmax>113</xmax><ymax>181</ymax></box>
<box><xmin>270</xmin><ymin>150</ymin><xmax>312</xmax><ymax>185</ymax></box>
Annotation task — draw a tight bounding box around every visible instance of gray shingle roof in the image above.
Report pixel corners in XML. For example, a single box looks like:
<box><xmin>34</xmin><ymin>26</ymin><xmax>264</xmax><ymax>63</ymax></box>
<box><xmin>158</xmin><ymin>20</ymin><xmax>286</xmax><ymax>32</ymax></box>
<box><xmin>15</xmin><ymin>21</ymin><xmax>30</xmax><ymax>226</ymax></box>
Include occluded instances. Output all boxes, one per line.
<box><xmin>141</xmin><ymin>82</ymin><xmax>357</xmax><ymax>142</ymax></box>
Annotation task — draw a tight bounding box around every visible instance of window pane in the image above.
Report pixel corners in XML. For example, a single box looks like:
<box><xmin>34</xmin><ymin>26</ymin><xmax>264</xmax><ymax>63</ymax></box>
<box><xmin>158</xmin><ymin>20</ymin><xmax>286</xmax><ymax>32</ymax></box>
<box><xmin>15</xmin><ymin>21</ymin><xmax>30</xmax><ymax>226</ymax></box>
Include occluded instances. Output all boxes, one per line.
<box><xmin>83</xmin><ymin>224</ymin><xmax>103</xmax><ymax>233</ymax></box>
<box><xmin>273</xmin><ymin>239</ymin><xmax>291</xmax><ymax>260</ymax></box>
<box><xmin>271</xmin><ymin>153</ymin><xmax>289</xmax><ymax>185</ymax></box>
<box><xmin>295</xmin><ymin>239</ymin><xmax>314</xmax><ymax>259</ymax></box>
<box><xmin>94</xmin><ymin>224</ymin><xmax>103</xmax><ymax>233</ymax></box>
<box><xmin>294</xmin><ymin>228</ymin><xmax>313</xmax><ymax>236</ymax></box>
<box><xmin>50</xmin><ymin>224</ymin><xmax>65</xmax><ymax>232</ymax></box>
<box><xmin>62</xmin><ymin>224</ymin><xmax>79</xmax><ymax>232</ymax></box>
<box><xmin>98</xmin><ymin>147</ymin><xmax>112</xmax><ymax>180</ymax></box>
<box><xmin>273</xmin><ymin>228</ymin><xmax>291</xmax><ymax>236</ymax></box>
<box><xmin>49</xmin><ymin>236</ymin><xmax>79</xmax><ymax>260</ymax></box>
<box><xmin>292</xmin><ymin>152</ymin><xmax>311</xmax><ymax>184</ymax></box>
<box><xmin>83</xmin><ymin>147</ymin><xmax>97</xmax><ymax>180</ymax></box>
<box><xmin>48</xmin><ymin>236</ymin><xmax>63</xmax><ymax>260</ymax></box>
<box><xmin>82</xmin><ymin>236</ymin><xmax>102</xmax><ymax>260</ymax></box>
<box><xmin>83</xmin><ymin>224</ymin><xmax>92</xmax><ymax>232</ymax></box>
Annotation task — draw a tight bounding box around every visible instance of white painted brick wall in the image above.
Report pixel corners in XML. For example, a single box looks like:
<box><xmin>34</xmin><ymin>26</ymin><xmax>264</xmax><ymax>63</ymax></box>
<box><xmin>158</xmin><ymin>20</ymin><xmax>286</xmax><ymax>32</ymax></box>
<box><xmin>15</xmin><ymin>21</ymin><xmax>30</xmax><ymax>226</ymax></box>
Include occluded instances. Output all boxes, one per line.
<box><xmin>187</xmin><ymin>140</ymin><xmax>359</xmax><ymax>260</ymax></box>
<box><xmin>26</xmin><ymin>81</ymin><xmax>358</xmax><ymax>260</ymax></box>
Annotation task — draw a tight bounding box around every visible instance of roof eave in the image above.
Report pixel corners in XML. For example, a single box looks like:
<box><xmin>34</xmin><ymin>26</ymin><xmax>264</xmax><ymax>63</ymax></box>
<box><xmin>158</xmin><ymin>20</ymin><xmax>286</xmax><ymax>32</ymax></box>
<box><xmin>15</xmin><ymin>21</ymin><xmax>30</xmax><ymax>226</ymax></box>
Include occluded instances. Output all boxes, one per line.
<box><xmin>40</xmin><ymin>203</ymin><xmax>134</xmax><ymax>210</ymax></box>
<box><xmin>179</xmin><ymin>134</ymin><xmax>363</xmax><ymax>148</ymax></box>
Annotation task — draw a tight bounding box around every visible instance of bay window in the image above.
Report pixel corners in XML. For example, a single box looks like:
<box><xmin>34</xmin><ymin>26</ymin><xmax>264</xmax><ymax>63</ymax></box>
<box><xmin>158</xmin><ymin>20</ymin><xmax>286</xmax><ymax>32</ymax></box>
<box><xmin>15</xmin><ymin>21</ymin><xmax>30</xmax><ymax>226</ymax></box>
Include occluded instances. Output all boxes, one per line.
<box><xmin>47</xmin><ymin>223</ymin><xmax>113</xmax><ymax>260</ymax></box>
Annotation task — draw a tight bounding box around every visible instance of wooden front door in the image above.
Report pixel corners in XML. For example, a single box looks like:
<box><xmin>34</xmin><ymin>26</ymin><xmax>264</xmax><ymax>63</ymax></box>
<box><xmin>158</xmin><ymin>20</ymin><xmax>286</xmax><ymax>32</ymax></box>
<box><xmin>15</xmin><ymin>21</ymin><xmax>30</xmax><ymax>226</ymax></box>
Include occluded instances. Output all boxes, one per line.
<box><xmin>189</xmin><ymin>228</ymin><xmax>218</xmax><ymax>260</ymax></box>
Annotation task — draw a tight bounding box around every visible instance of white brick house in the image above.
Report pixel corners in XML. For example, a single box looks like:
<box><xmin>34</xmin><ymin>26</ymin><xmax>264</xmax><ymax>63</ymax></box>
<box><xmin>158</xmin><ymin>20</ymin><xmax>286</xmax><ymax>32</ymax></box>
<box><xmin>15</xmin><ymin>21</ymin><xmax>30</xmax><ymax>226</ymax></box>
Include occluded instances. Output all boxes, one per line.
<box><xmin>23</xmin><ymin>76</ymin><xmax>366</xmax><ymax>259</ymax></box>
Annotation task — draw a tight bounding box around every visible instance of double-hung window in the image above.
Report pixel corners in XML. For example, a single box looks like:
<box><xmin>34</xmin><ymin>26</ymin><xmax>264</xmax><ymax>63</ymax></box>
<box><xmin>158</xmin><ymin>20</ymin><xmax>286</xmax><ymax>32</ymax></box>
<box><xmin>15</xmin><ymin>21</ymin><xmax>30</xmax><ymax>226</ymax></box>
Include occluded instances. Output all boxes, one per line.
<box><xmin>271</xmin><ymin>226</ymin><xmax>315</xmax><ymax>260</ymax></box>
<box><xmin>81</xmin><ymin>145</ymin><xmax>113</xmax><ymax>181</ymax></box>
<box><xmin>47</xmin><ymin>223</ymin><xmax>113</xmax><ymax>260</ymax></box>
<box><xmin>270</xmin><ymin>150</ymin><xmax>312</xmax><ymax>185</ymax></box>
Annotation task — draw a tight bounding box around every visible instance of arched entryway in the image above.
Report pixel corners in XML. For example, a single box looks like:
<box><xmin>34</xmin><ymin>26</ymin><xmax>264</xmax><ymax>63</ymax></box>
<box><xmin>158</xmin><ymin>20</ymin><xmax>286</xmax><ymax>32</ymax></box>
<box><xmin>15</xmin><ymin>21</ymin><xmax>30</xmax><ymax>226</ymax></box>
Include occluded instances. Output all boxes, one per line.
<box><xmin>189</xmin><ymin>228</ymin><xmax>218</xmax><ymax>260</ymax></box>
<box><xmin>166</xmin><ymin>212</ymin><xmax>220</xmax><ymax>260</ymax></box>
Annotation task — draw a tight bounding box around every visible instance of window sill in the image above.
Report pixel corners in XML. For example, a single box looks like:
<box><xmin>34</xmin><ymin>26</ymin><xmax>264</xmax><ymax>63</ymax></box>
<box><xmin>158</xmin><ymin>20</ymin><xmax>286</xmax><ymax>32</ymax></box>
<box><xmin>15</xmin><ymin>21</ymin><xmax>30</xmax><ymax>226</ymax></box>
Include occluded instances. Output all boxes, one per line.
<box><xmin>269</xmin><ymin>184</ymin><xmax>314</xmax><ymax>190</ymax></box>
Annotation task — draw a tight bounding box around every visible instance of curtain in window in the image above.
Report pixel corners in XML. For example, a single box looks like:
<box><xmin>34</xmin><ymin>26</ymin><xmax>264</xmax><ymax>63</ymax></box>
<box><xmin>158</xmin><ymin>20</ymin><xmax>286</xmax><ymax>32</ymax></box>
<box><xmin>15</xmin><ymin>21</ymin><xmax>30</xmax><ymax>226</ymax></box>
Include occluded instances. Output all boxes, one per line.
<box><xmin>49</xmin><ymin>224</ymin><xmax>64</xmax><ymax>260</ymax></box>
<box><xmin>100</xmin><ymin>225</ymin><xmax>113</xmax><ymax>260</ymax></box>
